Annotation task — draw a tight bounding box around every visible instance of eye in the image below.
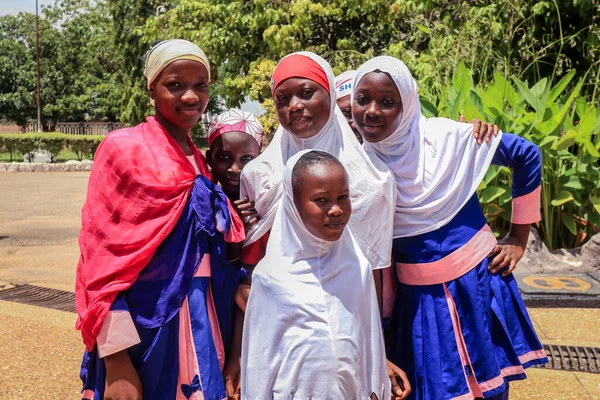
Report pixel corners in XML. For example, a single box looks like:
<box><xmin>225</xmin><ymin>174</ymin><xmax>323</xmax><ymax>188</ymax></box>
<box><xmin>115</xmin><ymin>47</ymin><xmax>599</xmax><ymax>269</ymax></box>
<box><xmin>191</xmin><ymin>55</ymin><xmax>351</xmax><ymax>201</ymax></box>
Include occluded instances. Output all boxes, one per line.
<box><xmin>356</xmin><ymin>94</ymin><xmax>368</xmax><ymax>105</ymax></box>
<box><xmin>166</xmin><ymin>81</ymin><xmax>181</xmax><ymax>88</ymax></box>
<box><xmin>302</xmin><ymin>88</ymin><xmax>314</xmax><ymax>98</ymax></box>
<box><xmin>383</xmin><ymin>98</ymin><xmax>395</xmax><ymax>106</ymax></box>
<box><xmin>341</xmin><ymin>108</ymin><xmax>352</xmax><ymax>118</ymax></box>
<box><xmin>217</xmin><ymin>154</ymin><xmax>231</xmax><ymax>161</ymax></box>
<box><xmin>196</xmin><ymin>82</ymin><xmax>208</xmax><ymax>89</ymax></box>
<box><xmin>275</xmin><ymin>95</ymin><xmax>288</xmax><ymax>103</ymax></box>
<box><xmin>241</xmin><ymin>155</ymin><xmax>255</xmax><ymax>163</ymax></box>
<box><xmin>313</xmin><ymin>197</ymin><xmax>327</xmax><ymax>203</ymax></box>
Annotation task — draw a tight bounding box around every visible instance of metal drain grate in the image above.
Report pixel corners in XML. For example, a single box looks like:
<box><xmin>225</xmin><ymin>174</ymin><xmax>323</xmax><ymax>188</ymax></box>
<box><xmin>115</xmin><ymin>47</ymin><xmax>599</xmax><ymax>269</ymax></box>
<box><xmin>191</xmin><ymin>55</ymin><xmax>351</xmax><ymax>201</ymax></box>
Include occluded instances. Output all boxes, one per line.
<box><xmin>538</xmin><ymin>344</ymin><xmax>600</xmax><ymax>373</ymax></box>
<box><xmin>0</xmin><ymin>283</ymin><xmax>76</xmax><ymax>313</ymax></box>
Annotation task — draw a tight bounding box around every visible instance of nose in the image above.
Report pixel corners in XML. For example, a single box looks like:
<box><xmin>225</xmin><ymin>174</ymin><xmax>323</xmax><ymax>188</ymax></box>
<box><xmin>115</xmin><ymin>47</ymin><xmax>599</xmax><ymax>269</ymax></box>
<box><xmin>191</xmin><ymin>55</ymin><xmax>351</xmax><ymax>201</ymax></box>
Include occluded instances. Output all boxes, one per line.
<box><xmin>288</xmin><ymin>95</ymin><xmax>304</xmax><ymax>112</ymax></box>
<box><xmin>328</xmin><ymin>203</ymin><xmax>342</xmax><ymax>216</ymax></box>
<box><xmin>228</xmin><ymin>162</ymin><xmax>241</xmax><ymax>174</ymax></box>
<box><xmin>365</xmin><ymin>100</ymin><xmax>381</xmax><ymax>118</ymax></box>
<box><xmin>181</xmin><ymin>88</ymin><xmax>200</xmax><ymax>104</ymax></box>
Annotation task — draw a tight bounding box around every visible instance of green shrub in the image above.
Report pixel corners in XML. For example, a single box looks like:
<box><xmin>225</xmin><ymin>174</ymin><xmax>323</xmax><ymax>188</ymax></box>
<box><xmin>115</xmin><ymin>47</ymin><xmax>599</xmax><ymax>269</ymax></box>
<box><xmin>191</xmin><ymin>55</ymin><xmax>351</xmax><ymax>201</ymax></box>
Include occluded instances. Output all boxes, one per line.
<box><xmin>423</xmin><ymin>63</ymin><xmax>600</xmax><ymax>249</ymax></box>
<box><xmin>0</xmin><ymin>133</ymin><xmax>105</xmax><ymax>163</ymax></box>
<box><xmin>67</xmin><ymin>135</ymin><xmax>105</xmax><ymax>160</ymax></box>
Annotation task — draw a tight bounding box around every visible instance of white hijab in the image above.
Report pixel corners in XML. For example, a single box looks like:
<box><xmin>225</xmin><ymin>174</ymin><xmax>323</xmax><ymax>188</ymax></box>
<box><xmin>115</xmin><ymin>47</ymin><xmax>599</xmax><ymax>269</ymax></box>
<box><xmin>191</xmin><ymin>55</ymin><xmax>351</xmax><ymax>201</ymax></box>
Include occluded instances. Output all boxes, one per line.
<box><xmin>357</xmin><ymin>56</ymin><xmax>503</xmax><ymax>238</ymax></box>
<box><xmin>241</xmin><ymin>150</ymin><xmax>390</xmax><ymax>400</ymax></box>
<box><xmin>241</xmin><ymin>52</ymin><xmax>396</xmax><ymax>268</ymax></box>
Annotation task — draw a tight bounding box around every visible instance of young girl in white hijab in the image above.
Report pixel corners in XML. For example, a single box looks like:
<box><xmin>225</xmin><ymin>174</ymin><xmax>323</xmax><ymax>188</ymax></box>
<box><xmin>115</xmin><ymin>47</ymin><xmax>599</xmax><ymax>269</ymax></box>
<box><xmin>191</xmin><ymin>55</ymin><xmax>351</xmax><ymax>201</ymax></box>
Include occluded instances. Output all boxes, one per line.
<box><xmin>241</xmin><ymin>150</ymin><xmax>397</xmax><ymax>400</ymax></box>
<box><xmin>352</xmin><ymin>56</ymin><xmax>547</xmax><ymax>400</ymax></box>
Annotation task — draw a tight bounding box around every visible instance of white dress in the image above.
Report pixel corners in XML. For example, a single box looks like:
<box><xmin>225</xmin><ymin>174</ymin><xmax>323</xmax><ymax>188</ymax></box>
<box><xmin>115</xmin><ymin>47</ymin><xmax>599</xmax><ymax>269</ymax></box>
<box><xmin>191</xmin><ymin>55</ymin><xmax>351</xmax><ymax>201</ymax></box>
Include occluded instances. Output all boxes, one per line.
<box><xmin>241</xmin><ymin>150</ymin><xmax>390</xmax><ymax>400</ymax></box>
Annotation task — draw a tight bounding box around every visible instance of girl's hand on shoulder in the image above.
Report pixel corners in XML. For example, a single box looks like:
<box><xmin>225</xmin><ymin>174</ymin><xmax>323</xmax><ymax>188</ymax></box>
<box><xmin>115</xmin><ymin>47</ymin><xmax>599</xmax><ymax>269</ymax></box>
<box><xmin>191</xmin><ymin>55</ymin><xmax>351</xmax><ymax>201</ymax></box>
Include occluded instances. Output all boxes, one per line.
<box><xmin>233</xmin><ymin>197</ymin><xmax>259</xmax><ymax>230</ymax></box>
<box><xmin>460</xmin><ymin>115</ymin><xmax>499</xmax><ymax>144</ymax></box>
<box><xmin>104</xmin><ymin>351</ymin><xmax>143</xmax><ymax>400</ymax></box>
<box><xmin>487</xmin><ymin>236</ymin><xmax>526</xmax><ymax>276</ymax></box>
<box><xmin>223</xmin><ymin>357</ymin><xmax>241</xmax><ymax>400</ymax></box>
<box><xmin>387</xmin><ymin>360</ymin><xmax>411</xmax><ymax>400</ymax></box>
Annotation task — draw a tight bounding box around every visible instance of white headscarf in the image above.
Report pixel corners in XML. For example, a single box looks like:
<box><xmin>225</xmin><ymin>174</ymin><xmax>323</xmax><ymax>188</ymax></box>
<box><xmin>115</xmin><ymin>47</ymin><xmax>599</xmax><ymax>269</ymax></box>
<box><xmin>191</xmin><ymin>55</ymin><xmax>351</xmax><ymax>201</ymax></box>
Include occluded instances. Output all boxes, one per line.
<box><xmin>334</xmin><ymin>70</ymin><xmax>358</xmax><ymax>99</ymax></box>
<box><xmin>241</xmin><ymin>52</ymin><xmax>396</xmax><ymax>269</ymax></box>
<box><xmin>356</xmin><ymin>56</ymin><xmax>503</xmax><ymax>238</ymax></box>
<box><xmin>144</xmin><ymin>39</ymin><xmax>210</xmax><ymax>88</ymax></box>
<box><xmin>241</xmin><ymin>149</ymin><xmax>390</xmax><ymax>400</ymax></box>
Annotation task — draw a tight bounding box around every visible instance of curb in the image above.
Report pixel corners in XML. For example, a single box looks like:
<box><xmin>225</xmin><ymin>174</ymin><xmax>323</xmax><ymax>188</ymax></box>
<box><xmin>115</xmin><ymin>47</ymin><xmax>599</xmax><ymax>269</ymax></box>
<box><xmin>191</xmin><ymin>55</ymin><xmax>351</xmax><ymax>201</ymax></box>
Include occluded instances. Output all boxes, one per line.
<box><xmin>0</xmin><ymin>161</ymin><xmax>93</xmax><ymax>172</ymax></box>
<box><xmin>515</xmin><ymin>272</ymin><xmax>600</xmax><ymax>308</ymax></box>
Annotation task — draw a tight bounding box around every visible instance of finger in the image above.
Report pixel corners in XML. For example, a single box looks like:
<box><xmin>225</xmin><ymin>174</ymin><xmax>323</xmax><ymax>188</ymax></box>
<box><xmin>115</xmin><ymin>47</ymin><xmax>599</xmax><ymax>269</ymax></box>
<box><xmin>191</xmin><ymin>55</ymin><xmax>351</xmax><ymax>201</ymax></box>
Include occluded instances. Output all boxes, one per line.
<box><xmin>487</xmin><ymin>245</ymin><xmax>502</xmax><ymax>258</ymax></box>
<box><xmin>503</xmin><ymin>258</ymin><xmax>517</xmax><ymax>276</ymax></box>
<box><xmin>237</xmin><ymin>203</ymin><xmax>255</xmax><ymax>211</ymax></box>
<box><xmin>471</xmin><ymin>119</ymin><xmax>482</xmax><ymax>142</ymax></box>
<box><xmin>225</xmin><ymin>378</ymin><xmax>236</xmax><ymax>398</ymax></box>
<box><xmin>459</xmin><ymin>115</ymin><xmax>466</xmax><ymax>123</ymax></box>
<box><xmin>483</xmin><ymin>123</ymin><xmax>493</xmax><ymax>143</ymax></box>
<box><xmin>488</xmin><ymin>251</ymin><xmax>506</xmax><ymax>271</ymax></box>
<box><xmin>490</xmin><ymin>254</ymin><xmax>509</xmax><ymax>274</ymax></box>
<box><xmin>494</xmin><ymin>124</ymin><xmax>499</xmax><ymax>136</ymax></box>
<box><xmin>232</xmin><ymin>197</ymin><xmax>248</xmax><ymax>206</ymax></box>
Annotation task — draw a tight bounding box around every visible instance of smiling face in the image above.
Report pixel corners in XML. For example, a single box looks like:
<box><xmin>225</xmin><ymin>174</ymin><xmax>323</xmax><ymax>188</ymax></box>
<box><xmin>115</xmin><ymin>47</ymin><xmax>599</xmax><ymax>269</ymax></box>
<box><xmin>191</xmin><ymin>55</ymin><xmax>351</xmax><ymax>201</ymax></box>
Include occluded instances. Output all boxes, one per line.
<box><xmin>206</xmin><ymin>131</ymin><xmax>261</xmax><ymax>200</ymax></box>
<box><xmin>292</xmin><ymin>160</ymin><xmax>351</xmax><ymax>242</ymax></box>
<box><xmin>150</xmin><ymin>59</ymin><xmax>210</xmax><ymax>133</ymax></box>
<box><xmin>336</xmin><ymin>95</ymin><xmax>362</xmax><ymax>143</ymax></box>
<box><xmin>352</xmin><ymin>71</ymin><xmax>403</xmax><ymax>143</ymax></box>
<box><xmin>273</xmin><ymin>78</ymin><xmax>331</xmax><ymax>139</ymax></box>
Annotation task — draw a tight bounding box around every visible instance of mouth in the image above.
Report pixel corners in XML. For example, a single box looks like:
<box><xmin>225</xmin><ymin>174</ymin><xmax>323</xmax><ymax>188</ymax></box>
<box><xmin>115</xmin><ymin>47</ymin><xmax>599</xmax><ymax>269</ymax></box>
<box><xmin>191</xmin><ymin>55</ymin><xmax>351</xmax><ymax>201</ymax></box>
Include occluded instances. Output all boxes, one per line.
<box><xmin>177</xmin><ymin>107</ymin><xmax>202</xmax><ymax>115</ymax></box>
<box><xmin>324</xmin><ymin>222</ymin><xmax>346</xmax><ymax>231</ymax></box>
<box><xmin>290</xmin><ymin>116</ymin><xmax>312</xmax><ymax>126</ymax></box>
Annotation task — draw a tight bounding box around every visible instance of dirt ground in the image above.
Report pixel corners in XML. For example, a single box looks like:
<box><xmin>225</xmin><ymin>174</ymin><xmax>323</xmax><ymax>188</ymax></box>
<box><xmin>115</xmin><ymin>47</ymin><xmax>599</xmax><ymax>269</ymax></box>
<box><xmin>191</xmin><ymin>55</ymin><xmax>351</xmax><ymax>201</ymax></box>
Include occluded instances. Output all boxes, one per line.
<box><xmin>0</xmin><ymin>171</ymin><xmax>599</xmax><ymax>399</ymax></box>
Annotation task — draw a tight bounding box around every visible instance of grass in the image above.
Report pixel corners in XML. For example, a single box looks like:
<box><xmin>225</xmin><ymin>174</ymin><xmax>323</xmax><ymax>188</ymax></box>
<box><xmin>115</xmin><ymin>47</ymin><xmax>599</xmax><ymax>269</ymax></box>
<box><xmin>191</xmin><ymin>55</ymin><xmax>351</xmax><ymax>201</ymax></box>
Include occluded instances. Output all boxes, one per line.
<box><xmin>0</xmin><ymin>148</ymin><xmax>90</xmax><ymax>163</ymax></box>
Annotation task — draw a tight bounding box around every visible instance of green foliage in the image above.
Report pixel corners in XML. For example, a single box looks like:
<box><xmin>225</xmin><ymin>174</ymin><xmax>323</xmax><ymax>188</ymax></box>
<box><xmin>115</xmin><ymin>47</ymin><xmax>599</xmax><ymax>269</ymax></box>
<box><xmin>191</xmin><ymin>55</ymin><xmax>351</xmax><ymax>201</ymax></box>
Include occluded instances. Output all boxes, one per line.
<box><xmin>0</xmin><ymin>133</ymin><xmax>104</xmax><ymax>163</ymax></box>
<box><xmin>424</xmin><ymin>65</ymin><xmax>600</xmax><ymax>249</ymax></box>
<box><xmin>0</xmin><ymin>0</ymin><xmax>122</xmax><ymax>130</ymax></box>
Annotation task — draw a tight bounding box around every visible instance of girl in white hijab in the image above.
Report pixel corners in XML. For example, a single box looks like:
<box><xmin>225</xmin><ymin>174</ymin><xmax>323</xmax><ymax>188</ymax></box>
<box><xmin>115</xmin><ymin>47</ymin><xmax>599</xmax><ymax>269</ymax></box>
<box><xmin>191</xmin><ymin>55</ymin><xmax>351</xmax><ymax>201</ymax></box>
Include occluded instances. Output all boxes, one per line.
<box><xmin>241</xmin><ymin>150</ymin><xmax>394</xmax><ymax>400</ymax></box>
<box><xmin>352</xmin><ymin>56</ymin><xmax>546</xmax><ymax>400</ymax></box>
<box><xmin>240</xmin><ymin>51</ymin><xmax>396</xmax><ymax>271</ymax></box>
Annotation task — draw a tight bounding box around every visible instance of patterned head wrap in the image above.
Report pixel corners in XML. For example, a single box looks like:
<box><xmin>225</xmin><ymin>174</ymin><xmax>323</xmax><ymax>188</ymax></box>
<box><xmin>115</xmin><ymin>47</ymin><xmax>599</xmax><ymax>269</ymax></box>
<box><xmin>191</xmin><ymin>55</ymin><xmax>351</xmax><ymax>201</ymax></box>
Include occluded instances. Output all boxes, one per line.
<box><xmin>208</xmin><ymin>109</ymin><xmax>264</xmax><ymax>149</ymax></box>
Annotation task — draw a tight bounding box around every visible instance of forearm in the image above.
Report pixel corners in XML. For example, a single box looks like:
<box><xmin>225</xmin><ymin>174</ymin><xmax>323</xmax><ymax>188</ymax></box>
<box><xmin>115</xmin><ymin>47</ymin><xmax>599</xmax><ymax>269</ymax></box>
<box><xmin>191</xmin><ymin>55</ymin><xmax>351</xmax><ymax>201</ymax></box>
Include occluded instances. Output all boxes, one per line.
<box><xmin>373</xmin><ymin>269</ymin><xmax>383</xmax><ymax>319</ymax></box>
<box><xmin>506</xmin><ymin>223</ymin><xmax>530</xmax><ymax>247</ymax></box>
<box><xmin>229</xmin><ymin>307</ymin><xmax>244</xmax><ymax>361</ymax></box>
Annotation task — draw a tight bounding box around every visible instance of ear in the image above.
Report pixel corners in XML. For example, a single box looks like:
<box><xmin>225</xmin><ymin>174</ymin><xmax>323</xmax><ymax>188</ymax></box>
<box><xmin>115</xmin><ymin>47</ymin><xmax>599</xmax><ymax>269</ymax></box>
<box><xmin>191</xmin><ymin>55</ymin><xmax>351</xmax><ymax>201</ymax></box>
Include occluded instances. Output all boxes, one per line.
<box><xmin>149</xmin><ymin>82</ymin><xmax>156</xmax><ymax>102</ymax></box>
<box><xmin>205</xmin><ymin>149</ymin><xmax>212</xmax><ymax>167</ymax></box>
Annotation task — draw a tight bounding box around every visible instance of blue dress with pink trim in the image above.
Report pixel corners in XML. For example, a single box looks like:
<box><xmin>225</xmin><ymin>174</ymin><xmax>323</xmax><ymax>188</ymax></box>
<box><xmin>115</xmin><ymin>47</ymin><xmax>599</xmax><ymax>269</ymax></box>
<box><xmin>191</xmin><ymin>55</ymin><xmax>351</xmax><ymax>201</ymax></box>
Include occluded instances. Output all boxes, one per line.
<box><xmin>384</xmin><ymin>134</ymin><xmax>547</xmax><ymax>400</ymax></box>
<box><xmin>79</xmin><ymin>176</ymin><xmax>246</xmax><ymax>400</ymax></box>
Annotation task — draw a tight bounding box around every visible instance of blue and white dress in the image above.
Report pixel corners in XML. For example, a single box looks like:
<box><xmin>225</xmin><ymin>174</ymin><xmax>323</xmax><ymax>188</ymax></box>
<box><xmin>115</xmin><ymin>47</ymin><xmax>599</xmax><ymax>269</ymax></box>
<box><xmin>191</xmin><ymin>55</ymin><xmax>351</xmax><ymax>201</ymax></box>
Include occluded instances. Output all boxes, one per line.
<box><xmin>384</xmin><ymin>133</ymin><xmax>547</xmax><ymax>400</ymax></box>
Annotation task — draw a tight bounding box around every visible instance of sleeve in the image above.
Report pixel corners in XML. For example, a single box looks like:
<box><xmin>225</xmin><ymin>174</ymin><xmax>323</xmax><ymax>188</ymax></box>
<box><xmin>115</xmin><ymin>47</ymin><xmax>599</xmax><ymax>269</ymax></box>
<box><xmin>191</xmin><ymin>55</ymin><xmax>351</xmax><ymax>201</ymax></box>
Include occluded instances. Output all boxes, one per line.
<box><xmin>96</xmin><ymin>292</ymin><xmax>141</xmax><ymax>358</ymax></box>
<box><xmin>491</xmin><ymin>133</ymin><xmax>542</xmax><ymax>225</ymax></box>
<box><xmin>240</xmin><ymin>231</ymin><xmax>270</xmax><ymax>265</ymax></box>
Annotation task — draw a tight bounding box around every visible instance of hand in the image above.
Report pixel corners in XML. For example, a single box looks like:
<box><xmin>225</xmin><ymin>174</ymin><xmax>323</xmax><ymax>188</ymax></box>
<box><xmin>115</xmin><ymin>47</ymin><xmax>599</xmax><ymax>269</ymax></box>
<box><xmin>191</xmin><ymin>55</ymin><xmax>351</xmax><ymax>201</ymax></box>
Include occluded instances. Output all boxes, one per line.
<box><xmin>234</xmin><ymin>283</ymin><xmax>250</xmax><ymax>312</ymax></box>
<box><xmin>233</xmin><ymin>197</ymin><xmax>259</xmax><ymax>230</ymax></box>
<box><xmin>223</xmin><ymin>357</ymin><xmax>241</xmax><ymax>400</ymax></box>
<box><xmin>104</xmin><ymin>351</ymin><xmax>143</xmax><ymax>400</ymax></box>
<box><xmin>460</xmin><ymin>115</ymin><xmax>499</xmax><ymax>144</ymax></box>
<box><xmin>487</xmin><ymin>235</ymin><xmax>526</xmax><ymax>276</ymax></box>
<box><xmin>387</xmin><ymin>360</ymin><xmax>411</xmax><ymax>400</ymax></box>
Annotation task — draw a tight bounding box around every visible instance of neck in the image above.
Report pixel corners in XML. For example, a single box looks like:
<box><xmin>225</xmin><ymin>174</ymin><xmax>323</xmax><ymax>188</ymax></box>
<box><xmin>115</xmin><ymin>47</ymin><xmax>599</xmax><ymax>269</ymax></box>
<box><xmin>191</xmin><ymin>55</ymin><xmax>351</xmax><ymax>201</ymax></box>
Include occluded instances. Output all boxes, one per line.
<box><xmin>155</xmin><ymin>112</ymin><xmax>192</xmax><ymax>149</ymax></box>
<box><xmin>224</xmin><ymin>188</ymin><xmax>240</xmax><ymax>202</ymax></box>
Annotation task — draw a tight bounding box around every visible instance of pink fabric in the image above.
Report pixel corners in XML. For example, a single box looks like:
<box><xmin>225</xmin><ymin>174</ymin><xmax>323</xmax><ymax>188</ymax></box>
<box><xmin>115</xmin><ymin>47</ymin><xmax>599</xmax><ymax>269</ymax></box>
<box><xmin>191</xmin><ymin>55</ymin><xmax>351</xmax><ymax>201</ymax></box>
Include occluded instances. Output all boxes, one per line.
<box><xmin>82</xmin><ymin>389</ymin><xmax>94</xmax><ymax>400</ymax></box>
<box><xmin>177</xmin><ymin>298</ymin><xmax>205</xmax><ymax>400</ymax></box>
<box><xmin>96</xmin><ymin>310</ymin><xmax>141</xmax><ymax>358</ymax></box>
<box><xmin>194</xmin><ymin>253</ymin><xmax>212</xmax><ymax>278</ymax></box>
<box><xmin>518</xmin><ymin>349</ymin><xmax>547</xmax><ymax>364</ymax></box>
<box><xmin>187</xmin><ymin>155</ymin><xmax>202</xmax><ymax>175</ymax></box>
<box><xmin>382</xmin><ymin>266</ymin><xmax>397</xmax><ymax>318</ymax></box>
<box><xmin>511</xmin><ymin>186</ymin><xmax>541</xmax><ymax>224</ymax></box>
<box><xmin>478</xmin><ymin>365</ymin><xmax>525</xmax><ymax>393</ymax></box>
<box><xmin>396</xmin><ymin>225</ymin><xmax>497</xmax><ymax>285</ymax></box>
<box><xmin>207</xmin><ymin>109</ymin><xmax>265</xmax><ymax>149</ymax></box>
<box><xmin>207</xmin><ymin>284</ymin><xmax>226</xmax><ymax>371</ymax></box>
<box><xmin>75</xmin><ymin>116</ymin><xmax>216</xmax><ymax>350</ymax></box>
<box><xmin>443</xmin><ymin>284</ymin><xmax>484</xmax><ymax>399</ymax></box>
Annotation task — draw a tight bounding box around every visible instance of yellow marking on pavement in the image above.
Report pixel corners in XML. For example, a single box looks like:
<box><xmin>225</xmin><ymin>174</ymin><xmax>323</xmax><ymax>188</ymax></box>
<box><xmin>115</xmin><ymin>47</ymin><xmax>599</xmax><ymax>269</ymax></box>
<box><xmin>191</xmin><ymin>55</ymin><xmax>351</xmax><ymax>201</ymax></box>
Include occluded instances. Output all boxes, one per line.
<box><xmin>523</xmin><ymin>276</ymin><xmax>592</xmax><ymax>291</ymax></box>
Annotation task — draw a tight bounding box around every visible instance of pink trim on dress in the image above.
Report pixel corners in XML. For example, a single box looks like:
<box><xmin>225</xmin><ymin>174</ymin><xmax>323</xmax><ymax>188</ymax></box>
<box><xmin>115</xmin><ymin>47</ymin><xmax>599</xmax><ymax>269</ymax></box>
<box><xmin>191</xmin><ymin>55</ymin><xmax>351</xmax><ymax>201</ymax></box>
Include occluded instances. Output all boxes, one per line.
<box><xmin>443</xmin><ymin>284</ymin><xmax>484</xmax><ymax>399</ymax></box>
<box><xmin>207</xmin><ymin>284</ymin><xmax>226</xmax><ymax>371</ymax></box>
<box><xmin>511</xmin><ymin>186</ymin><xmax>541</xmax><ymax>224</ymax></box>
<box><xmin>382</xmin><ymin>266</ymin><xmax>397</xmax><ymax>319</ymax></box>
<box><xmin>396</xmin><ymin>225</ymin><xmax>497</xmax><ymax>285</ymax></box>
<box><xmin>82</xmin><ymin>389</ymin><xmax>94</xmax><ymax>399</ymax></box>
<box><xmin>96</xmin><ymin>311</ymin><xmax>141</xmax><ymax>358</ymax></box>
<box><xmin>477</xmin><ymin>365</ymin><xmax>524</xmax><ymax>393</ymax></box>
<box><xmin>177</xmin><ymin>298</ymin><xmax>205</xmax><ymax>400</ymax></box>
<box><xmin>518</xmin><ymin>348</ymin><xmax>547</xmax><ymax>364</ymax></box>
<box><xmin>195</xmin><ymin>254</ymin><xmax>212</xmax><ymax>278</ymax></box>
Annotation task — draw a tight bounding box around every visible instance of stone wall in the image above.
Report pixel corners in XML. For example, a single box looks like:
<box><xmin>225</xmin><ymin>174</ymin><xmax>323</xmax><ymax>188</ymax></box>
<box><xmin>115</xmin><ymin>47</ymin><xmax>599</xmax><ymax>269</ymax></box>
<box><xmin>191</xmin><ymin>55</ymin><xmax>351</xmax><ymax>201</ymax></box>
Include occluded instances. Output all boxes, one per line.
<box><xmin>0</xmin><ymin>160</ymin><xmax>93</xmax><ymax>172</ymax></box>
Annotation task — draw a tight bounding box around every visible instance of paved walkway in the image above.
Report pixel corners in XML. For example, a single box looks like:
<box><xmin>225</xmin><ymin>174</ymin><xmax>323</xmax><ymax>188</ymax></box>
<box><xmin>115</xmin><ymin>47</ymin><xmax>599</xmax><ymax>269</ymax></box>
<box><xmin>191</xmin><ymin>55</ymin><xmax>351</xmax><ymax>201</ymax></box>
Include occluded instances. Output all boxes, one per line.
<box><xmin>1</xmin><ymin>172</ymin><xmax>599</xmax><ymax>399</ymax></box>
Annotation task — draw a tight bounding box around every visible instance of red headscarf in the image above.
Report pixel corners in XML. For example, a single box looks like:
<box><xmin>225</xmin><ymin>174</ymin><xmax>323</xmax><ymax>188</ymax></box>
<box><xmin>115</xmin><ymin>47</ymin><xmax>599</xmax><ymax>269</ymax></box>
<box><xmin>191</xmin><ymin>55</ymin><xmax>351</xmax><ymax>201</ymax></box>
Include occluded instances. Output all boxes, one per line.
<box><xmin>75</xmin><ymin>116</ymin><xmax>243</xmax><ymax>350</ymax></box>
<box><xmin>271</xmin><ymin>54</ymin><xmax>330</xmax><ymax>95</ymax></box>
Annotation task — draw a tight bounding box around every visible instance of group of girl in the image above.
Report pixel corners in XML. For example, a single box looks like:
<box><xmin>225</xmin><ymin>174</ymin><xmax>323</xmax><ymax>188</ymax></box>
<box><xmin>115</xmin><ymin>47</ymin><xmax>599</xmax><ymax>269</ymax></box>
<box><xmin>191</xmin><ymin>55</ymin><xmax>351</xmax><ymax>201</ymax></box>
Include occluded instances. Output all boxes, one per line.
<box><xmin>75</xmin><ymin>39</ymin><xmax>547</xmax><ymax>400</ymax></box>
